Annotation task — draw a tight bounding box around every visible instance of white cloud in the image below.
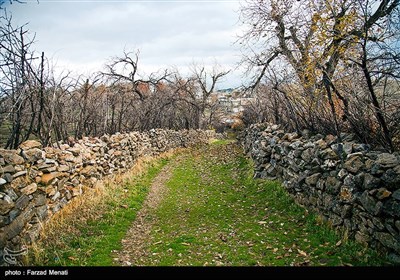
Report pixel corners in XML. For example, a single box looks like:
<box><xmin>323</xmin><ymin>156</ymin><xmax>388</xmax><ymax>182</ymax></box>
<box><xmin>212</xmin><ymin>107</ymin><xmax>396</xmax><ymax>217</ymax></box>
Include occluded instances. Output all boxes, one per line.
<box><xmin>6</xmin><ymin>0</ymin><xmax>246</xmax><ymax>88</ymax></box>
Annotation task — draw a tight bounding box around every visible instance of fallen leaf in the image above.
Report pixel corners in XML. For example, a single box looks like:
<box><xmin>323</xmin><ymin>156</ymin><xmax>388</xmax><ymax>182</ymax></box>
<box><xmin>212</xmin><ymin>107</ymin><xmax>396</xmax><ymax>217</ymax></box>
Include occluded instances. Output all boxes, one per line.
<box><xmin>258</xmin><ymin>221</ymin><xmax>267</xmax><ymax>225</ymax></box>
<box><xmin>182</xmin><ymin>242</ymin><xmax>191</xmax><ymax>246</ymax></box>
<box><xmin>153</xmin><ymin>241</ymin><xmax>162</xmax><ymax>245</ymax></box>
<box><xmin>276</xmin><ymin>256</ymin><xmax>283</xmax><ymax>259</ymax></box>
<box><xmin>336</xmin><ymin>240</ymin><xmax>342</xmax><ymax>247</ymax></box>
<box><xmin>273</xmin><ymin>248</ymin><xmax>278</xmax><ymax>253</ymax></box>
<box><xmin>120</xmin><ymin>204</ymin><xmax>128</xmax><ymax>209</ymax></box>
<box><xmin>297</xmin><ymin>249</ymin><xmax>307</xmax><ymax>257</ymax></box>
<box><xmin>68</xmin><ymin>256</ymin><xmax>77</xmax><ymax>261</ymax></box>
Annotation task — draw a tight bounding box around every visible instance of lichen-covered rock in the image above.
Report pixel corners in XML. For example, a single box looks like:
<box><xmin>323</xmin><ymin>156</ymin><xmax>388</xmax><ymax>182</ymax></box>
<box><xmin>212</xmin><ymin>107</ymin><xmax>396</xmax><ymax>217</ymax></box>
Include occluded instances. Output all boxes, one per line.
<box><xmin>376</xmin><ymin>188</ymin><xmax>392</xmax><ymax>200</ymax></box>
<box><xmin>376</xmin><ymin>153</ymin><xmax>398</xmax><ymax>168</ymax></box>
<box><xmin>374</xmin><ymin>232</ymin><xmax>400</xmax><ymax>253</ymax></box>
<box><xmin>344</xmin><ymin>155</ymin><xmax>364</xmax><ymax>173</ymax></box>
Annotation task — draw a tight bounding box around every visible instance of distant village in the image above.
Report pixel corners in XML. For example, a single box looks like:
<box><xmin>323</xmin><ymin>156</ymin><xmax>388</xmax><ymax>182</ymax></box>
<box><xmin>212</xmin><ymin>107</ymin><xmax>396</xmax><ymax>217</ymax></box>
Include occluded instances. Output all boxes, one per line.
<box><xmin>209</xmin><ymin>88</ymin><xmax>253</xmax><ymax>128</ymax></box>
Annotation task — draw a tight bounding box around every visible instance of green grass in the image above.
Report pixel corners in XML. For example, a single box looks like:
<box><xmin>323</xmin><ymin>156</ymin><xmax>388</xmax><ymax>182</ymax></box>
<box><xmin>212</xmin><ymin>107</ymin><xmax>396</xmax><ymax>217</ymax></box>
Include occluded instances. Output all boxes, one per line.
<box><xmin>30</xmin><ymin>157</ymin><xmax>170</xmax><ymax>266</ymax></box>
<box><xmin>137</xmin><ymin>142</ymin><xmax>386</xmax><ymax>266</ymax></box>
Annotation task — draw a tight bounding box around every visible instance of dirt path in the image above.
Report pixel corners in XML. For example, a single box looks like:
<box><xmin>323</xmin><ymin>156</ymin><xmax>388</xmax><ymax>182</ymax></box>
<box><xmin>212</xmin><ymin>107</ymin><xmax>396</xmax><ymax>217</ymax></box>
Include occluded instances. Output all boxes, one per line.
<box><xmin>115</xmin><ymin>159</ymin><xmax>178</xmax><ymax>266</ymax></box>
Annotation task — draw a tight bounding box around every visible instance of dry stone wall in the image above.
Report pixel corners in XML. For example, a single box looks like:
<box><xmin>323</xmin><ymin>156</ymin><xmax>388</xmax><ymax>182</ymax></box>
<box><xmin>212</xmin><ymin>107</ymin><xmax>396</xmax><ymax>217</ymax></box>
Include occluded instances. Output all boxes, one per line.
<box><xmin>240</xmin><ymin>123</ymin><xmax>400</xmax><ymax>263</ymax></box>
<box><xmin>0</xmin><ymin>129</ymin><xmax>216</xmax><ymax>264</ymax></box>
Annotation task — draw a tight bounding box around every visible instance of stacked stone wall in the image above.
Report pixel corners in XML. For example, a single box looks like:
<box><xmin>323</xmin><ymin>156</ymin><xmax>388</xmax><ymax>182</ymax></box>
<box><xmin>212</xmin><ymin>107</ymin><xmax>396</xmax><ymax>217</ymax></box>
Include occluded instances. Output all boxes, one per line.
<box><xmin>240</xmin><ymin>123</ymin><xmax>400</xmax><ymax>263</ymax></box>
<box><xmin>0</xmin><ymin>129</ymin><xmax>216</xmax><ymax>264</ymax></box>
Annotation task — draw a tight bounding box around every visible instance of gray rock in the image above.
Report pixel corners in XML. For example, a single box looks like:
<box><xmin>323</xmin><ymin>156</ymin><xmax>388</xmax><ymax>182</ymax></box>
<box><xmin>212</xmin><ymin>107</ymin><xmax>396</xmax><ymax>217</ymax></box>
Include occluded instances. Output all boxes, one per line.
<box><xmin>301</xmin><ymin>129</ymin><xmax>311</xmax><ymax>139</ymax></box>
<box><xmin>305</xmin><ymin>173</ymin><xmax>321</xmax><ymax>185</ymax></box>
<box><xmin>354</xmin><ymin>231</ymin><xmax>371</xmax><ymax>245</ymax></box>
<box><xmin>341</xmin><ymin>205</ymin><xmax>353</xmax><ymax>218</ymax></box>
<box><xmin>51</xmin><ymin>191</ymin><xmax>60</xmax><ymax>201</ymax></box>
<box><xmin>371</xmin><ymin>163</ymin><xmax>385</xmax><ymax>175</ymax></box>
<box><xmin>353</xmin><ymin>144</ymin><xmax>370</xmax><ymax>152</ymax></box>
<box><xmin>2</xmin><ymin>165</ymin><xmax>15</xmax><ymax>173</ymax></box>
<box><xmin>363</xmin><ymin>173</ymin><xmax>381</xmax><ymax>190</ymax></box>
<box><xmin>385</xmin><ymin>221</ymin><xmax>398</xmax><ymax>236</ymax></box>
<box><xmin>374</xmin><ymin>232</ymin><xmax>400</xmax><ymax>252</ymax></box>
<box><xmin>8</xmin><ymin>208</ymin><xmax>20</xmax><ymax>222</ymax></box>
<box><xmin>343</xmin><ymin>142</ymin><xmax>353</xmax><ymax>155</ymax></box>
<box><xmin>372</xmin><ymin>217</ymin><xmax>384</xmax><ymax>230</ymax></box>
<box><xmin>3</xmin><ymin>173</ymin><xmax>13</xmax><ymax>183</ymax></box>
<box><xmin>23</xmin><ymin>148</ymin><xmax>44</xmax><ymax>162</ymax></box>
<box><xmin>316</xmin><ymin>180</ymin><xmax>325</xmax><ymax>190</ymax></box>
<box><xmin>35</xmin><ymin>205</ymin><xmax>48</xmax><ymax>221</ymax></box>
<box><xmin>325</xmin><ymin>176</ymin><xmax>341</xmax><ymax>194</ymax></box>
<box><xmin>12</xmin><ymin>170</ymin><xmax>27</xmax><ymax>179</ymax></box>
<box><xmin>360</xmin><ymin>191</ymin><xmax>380</xmax><ymax>215</ymax></box>
<box><xmin>387</xmin><ymin>253</ymin><xmax>400</xmax><ymax>265</ymax></box>
<box><xmin>320</xmin><ymin>148</ymin><xmax>339</xmax><ymax>160</ymax></box>
<box><xmin>0</xmin><ymin>178</ymin><xmax>6</xmax><ymax>186</ymax></box>
<box><xmin>344</xmin><ymin>155</ymin><xmax>364</xmax><ymax>173</ymax></box>
<box><xmin>322</xmin><ymin>159</ymin><xmax>337</xmax><ymax>169</ymax></box>
<box><xmin>33</xmin><ymin>194</ymin><xmax>46</xmax><ymax>206</ymax></box>
<box><xmin>393</xmin><ymin>190</ymin><xmax>400</xmax><ymax>200</ymax></box>
<box><xmin>15</xmin><ymin>195</ymin><xmax>29</xmax><ymax>210</ymax></box>
<box><xmin>301</xmin><ymin>148</ymin><xmax>313</xmax><ymax>162</ymax></box>
<box><xmin>383</xmin><ymin>200</ymin><xmax>400</xmax><ymax>218</ymax></box>
<box><xmin>331</xmin><ymin>214</ymin><xmax>343</xmax><ymax>226</ymax></box>
<box><xmin>376</xmin><ymin>153</ymin><xmax>398</xmax><ymax>168</ymax></box>
<box><xmin>4</xmin><ymin>188</ymin><xmax>18</xmax><ymax>200</ymax></box>
<box><xmin>395</xmin><ymin>220</ymin><xmax>400</xmax><ymax>232</ymax></box>
<box><xmin>344</xmin><ymin>174</ymin><xmax>356</xmax><ymax>187</ymax></box>
<box><xmin>0</xmin><ymin>193</ymin><xmax>14</xmax><ymax>215</ymax></box>
<box><xmin>316</xmin><ymin>139</ymin><xmax>327</xmax><ymax>149</ymax></box>
<box><xmin>338</xmin><ymin>168</ymin><xmax>348</xmax><ymax>179</ymax></box>
<box><xmin>382</xmin><ymin>169</ymin><xmax>400</xmax><ymax>188</ymax></box>
<box><xmin>4</xmin><ymin>203</ymin><xmax>35</xmax><ymax>240</ymax></box>
<box><xmin>0</xmin><ymin>214</ymin><xmax>9</xmax><ymax>227</ymax></box>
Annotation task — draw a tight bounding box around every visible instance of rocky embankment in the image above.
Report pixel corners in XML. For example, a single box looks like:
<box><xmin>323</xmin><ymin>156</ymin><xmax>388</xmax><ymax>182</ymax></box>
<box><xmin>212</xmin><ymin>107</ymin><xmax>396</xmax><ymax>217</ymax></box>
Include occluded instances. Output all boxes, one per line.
<box><xmin>240</xmin><ymin>123</ymin><xmax>400</xmax><ymax>263</ymax></box>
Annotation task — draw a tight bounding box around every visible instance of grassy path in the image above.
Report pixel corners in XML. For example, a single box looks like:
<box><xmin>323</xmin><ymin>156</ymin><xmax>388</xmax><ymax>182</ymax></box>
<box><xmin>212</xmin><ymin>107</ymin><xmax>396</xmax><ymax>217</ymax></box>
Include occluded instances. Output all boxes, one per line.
<box><xmin>115</xmin><ymin>140</ymin><xmax>383</xmax><ymax>266</ymax></box>
<box><xmin>31</xmin><ymin>140</ymin><xmax>385</xmax><ymax>266</ymax></box>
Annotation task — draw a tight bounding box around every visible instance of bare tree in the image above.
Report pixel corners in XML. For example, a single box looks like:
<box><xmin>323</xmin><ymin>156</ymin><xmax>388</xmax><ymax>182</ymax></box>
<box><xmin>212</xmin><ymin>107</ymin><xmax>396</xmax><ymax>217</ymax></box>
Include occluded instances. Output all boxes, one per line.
<box><xmin>239</xmin><ymin>0</ymin><xmax>400</xmax><ymax>150</ymax></box>
<box><xmin>190</xmin><ymin>63</ymin><xmax>230</xmax><ymax>128</ymax></box>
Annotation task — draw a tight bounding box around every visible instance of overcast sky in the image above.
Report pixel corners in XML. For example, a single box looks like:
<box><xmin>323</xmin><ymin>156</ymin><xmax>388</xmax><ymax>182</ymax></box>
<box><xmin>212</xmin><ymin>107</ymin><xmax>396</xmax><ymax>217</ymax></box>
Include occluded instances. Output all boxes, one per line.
<box><xmin>5</xmin><ymin>0</ymin><xmax>246</xmax><ymax>89</ymax></box>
